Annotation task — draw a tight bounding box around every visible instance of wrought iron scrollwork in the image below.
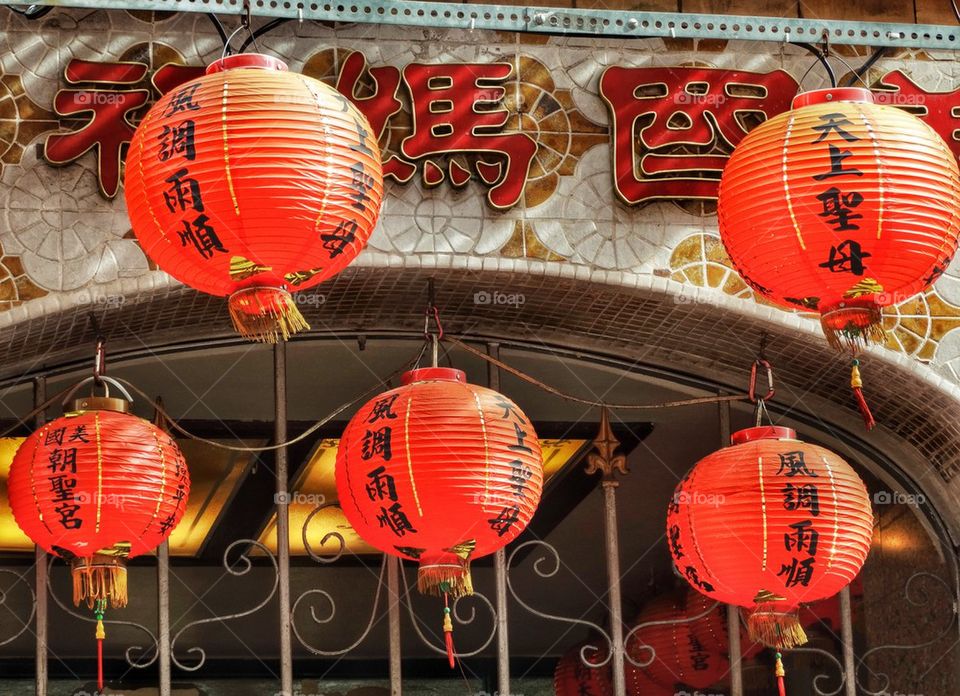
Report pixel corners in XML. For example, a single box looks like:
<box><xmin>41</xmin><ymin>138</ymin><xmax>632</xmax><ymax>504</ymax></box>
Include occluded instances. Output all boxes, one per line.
<box><xmin>301</xmin><ymin>503</ymin><xmax>345</xmax><ymax>564</ymax></box>
<box><xmin>0</xmin><ymin>568</ymin><xmax>36</xmax><ymax>647</ymax></box>
<box><xmin>403</xmin><ymin>563</ymin><xmax>497</xmax><ymax>657</ymax></box>
<box><xmin>292</xmin><ymin>555</ymin><xmax>386</xmax><ymax>655</ymax></box>
<box><xmin>792</xmin><ymin>644</ymin><xmax>847</xmax><ymax>696</ymax></box>
<box><xmin>855</xmin><ymin>571</ymin><xmax>957</xmax><ymax>696</ymax></box>
<box><xmin>506</xmin><ymin>539</ymin><xmax>613</xmax><ymax>668</ymax></box>
<box><xmin>170</xmin><ymin>539</ymin><xmax>278</xmax><ymax>672</ymax></box>
<box><xmin>293</xmin><ymin>502</ymin><xmax>386</xmax><ymax>655</ymax></box>
<box><xmin>46</xmin><ymin>557</ymin><xmax>159</xmax><ymax>667</ymax></box>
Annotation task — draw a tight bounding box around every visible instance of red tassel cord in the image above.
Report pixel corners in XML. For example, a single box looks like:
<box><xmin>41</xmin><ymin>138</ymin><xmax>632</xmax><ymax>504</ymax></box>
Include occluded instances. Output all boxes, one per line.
<box><xmin>775</xmin><ymin>651</ymin><xmax>787</xmax><ymax>696</ymax></box>
<box><xmin>94</xmin><ymin>599</ymin><xmax>106</xmax><ymax>693</ymax></box>
<box><xmin>442</xmin><ymin>591</ymin><xmax>455</xmax><ymax>669</ymax></box>
<box><xmin>850</xmin><ymin>359</ymin><xmax>876</xmax><ymax>431</ymax></box>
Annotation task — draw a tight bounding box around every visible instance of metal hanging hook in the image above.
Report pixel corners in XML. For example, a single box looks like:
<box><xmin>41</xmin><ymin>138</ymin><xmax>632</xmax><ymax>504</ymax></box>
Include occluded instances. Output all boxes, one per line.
<box><xmin>422</xmin><ymin>279</ymin><xmax>444</xmax><ymax>367</ymax></box>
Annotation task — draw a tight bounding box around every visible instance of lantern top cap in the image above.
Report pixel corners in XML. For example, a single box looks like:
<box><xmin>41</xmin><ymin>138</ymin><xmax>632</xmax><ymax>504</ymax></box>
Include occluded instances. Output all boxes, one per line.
<box><xmin>205</xmin><ymin>53</ymin><xmax>288</xmax><ymax>75</ymax></box>
<box><xmin>401</xmin><ymin>367</ymin><xmax>467</xmax><ymax>385</ymax></box>
<box><xmin>792</xmin><ymin>87</ymin><xmax>874</xmax><ymax>110</ymax></box>
<box><xmin>730</xmin><ymin>425</ymin><xmax>797</xmax><ymax>445</ymax></box>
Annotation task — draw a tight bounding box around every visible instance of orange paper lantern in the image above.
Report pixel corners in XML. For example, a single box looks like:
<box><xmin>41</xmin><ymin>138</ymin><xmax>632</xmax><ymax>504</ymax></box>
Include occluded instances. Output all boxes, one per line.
<box><xmin>626</xmin><ymin>588</ymin><xmax>729</xmax><ymax>690</ymax></box>
<box><xmin>555</xmin><ymin>642</ymin><xmax>614</xmax><ymax>696</ymax></box>
<box><xmin>125</xmin><ymin>53</ymin><xmax>383</xmax><ymax>342</ymax></box>
<box><xmin>719</xmin><ymin>87</ymin><xmax>960</xmax><ymax>351</ymax></box>
<box><xmin>7</xmin><ymin>400</ymin><xmax>189</xmax><ymax>608</ymax></box>
<box><xmin>666</xmin><ymin>426</ymin><xmax>872</xmax><ymax>649</ymax></box>
<box><xmin>336</xmin><ymin>367</ymin><xmax>543</xmax><ymax>597</ymax></box>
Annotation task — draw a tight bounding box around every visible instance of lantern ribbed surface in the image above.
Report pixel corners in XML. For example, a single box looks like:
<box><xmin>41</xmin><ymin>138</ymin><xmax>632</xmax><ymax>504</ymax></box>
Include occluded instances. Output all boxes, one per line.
<box><xmin>666</xmin><ymin>426</ymin><xmax>872</xmax><ymax>649</ymax></box>
<box><xmin>554</xmin><ymin>642</ymin><xmax>614</xmax><ymax>696</ymax></box>
<box><xmin>626</xmin><ymin>588</ymin><xmax>729</xmax><ymax>690</ymax></box>
<box><xmin>7</xmin><ymin>408</ymin><xmax>189</xmax><ymax>607</ymax></box>
<box><xmin>336</xmin><ymin>367</ymin><xmax>543</xmax><ymax>597</ymax></box>
<box><xmin>718</xmin><ymin>88</ymin><xmax>960</xmax><ymax>349</ymax></box>
<box><xmin>124</xmin><ymin>53</ymin><xmax>383</xmax><ymax>342</ymax></box>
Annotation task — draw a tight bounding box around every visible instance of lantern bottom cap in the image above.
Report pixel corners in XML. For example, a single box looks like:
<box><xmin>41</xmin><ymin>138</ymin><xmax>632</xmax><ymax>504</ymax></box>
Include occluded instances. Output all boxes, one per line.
<box><xmin>820</xmin><ymin>300</ymin><xmax>885</xmax><ymax>354</ymax></box>
<box><xmin>71</xmin><ymin>555</ymin><xmax>128</xmax><ymax>610</ymax></box>
<box><xmin>228</xmin><ymin>286</ymin><xmax>310</xmax><ymax>343</ymax></box>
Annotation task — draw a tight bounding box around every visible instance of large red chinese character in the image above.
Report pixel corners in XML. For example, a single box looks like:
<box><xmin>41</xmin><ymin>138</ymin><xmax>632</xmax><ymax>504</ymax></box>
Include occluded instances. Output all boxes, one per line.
<box><xmin>44</xmin><ymin>59</ymin><xmax>150</xmax><ymax>198</ymax></box>
<box><xmin>599</xmin><ymin>67</ymin><xmax>796</xmax><ymax>205</ymax></box>
<box><xmin>877</xmin><ymin>70</ymin><xmax>960</xmax><ymax>158</ymax></box>
<box><xmin>333</xmin><ymin>51</ymin><xmax>414</xmax><ymax>183</ymax></box>
<box><xmin>401</xmin><ymin>62</ymin><xmax>537</xmax><ymax>209</ymax></box>
<box><xmin>152</xmin><ymin>62</ymin><xmax>207</xmax><ymax>97</ymax></box>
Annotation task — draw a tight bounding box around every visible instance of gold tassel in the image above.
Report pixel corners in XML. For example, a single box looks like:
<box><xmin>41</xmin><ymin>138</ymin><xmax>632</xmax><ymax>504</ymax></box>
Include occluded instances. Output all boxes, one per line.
<box><xmin>819</xmin><ymin>303</ymin><xmax>885</xmax><ymax>353</ymax></box>
<box><xmin>71</xmin><ymin>556</ymin><xmax>128</xmax><ymax>609</ymax></box>
<box><xmin>228</xmin><ymin>287</ymin><xmax>310</xmax><ymax>343</ymax></box>
<box><xmin>748</xmin><ymin>593</ymin><xmax>807</xmax><ymax>650</ymax></box>
<box><xmin>417</xmin><ymin>561</ymin><xmax>473</xmax><ymax>598</ymax></box>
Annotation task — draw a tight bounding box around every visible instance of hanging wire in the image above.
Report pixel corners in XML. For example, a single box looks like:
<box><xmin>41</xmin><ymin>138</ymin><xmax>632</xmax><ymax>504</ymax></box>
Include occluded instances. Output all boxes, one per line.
<box><xmin>239</xmin><ymin>18</ymin><xmax>291</xmax><ymax>52</ymax></box>
<box><xmin>446</xmin><ymin>337</ymin><xmax>750</xmax><ymax>410</ymax></box>
<box><xmin>953</xmin><ymin>0</ymin><xmax>960</xmax><ymax>23</ymax></box>
<box><xmin>794</xmin><ymin>42</ymin><xmax>838</xmax><ymax>88</ymax></box>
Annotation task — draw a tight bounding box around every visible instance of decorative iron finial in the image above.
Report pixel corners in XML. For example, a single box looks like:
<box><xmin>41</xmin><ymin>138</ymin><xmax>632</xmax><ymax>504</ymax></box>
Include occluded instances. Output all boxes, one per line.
<box><xmin>585</xmin><ymin>407</ymin><xmax>628</xmax><ymax>482</ymax></box>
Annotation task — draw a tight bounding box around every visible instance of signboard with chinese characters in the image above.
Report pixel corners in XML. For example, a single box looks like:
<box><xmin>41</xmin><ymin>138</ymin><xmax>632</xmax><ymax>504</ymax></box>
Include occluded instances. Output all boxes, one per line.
<box><xmin>4</xmin><ymin>11</ymin><xmax>960</xmax><ymax>376</ymax></box>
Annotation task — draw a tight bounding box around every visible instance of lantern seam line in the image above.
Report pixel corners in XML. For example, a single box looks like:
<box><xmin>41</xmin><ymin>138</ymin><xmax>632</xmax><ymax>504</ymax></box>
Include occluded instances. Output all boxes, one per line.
<box><xmin>758</xmin><ymin>453</ymin><xmax>768</xmax><ymax>571</ymax></box>
<box><xmin>781</xmin><ymin>113</ymin><xmax>806</xmax><ymax>251</ymax></box>
<box><xmin>31</xmin><ymin>429</ymin><xmax>52</xmax><ymax>533</ymax></box>
<box><xmin>136</xmin><ymin>105</ymin><xmax>168</xmax><ymax>246</ymax></box>
<box><xmin>95</xmin><ymin>412</ymin><xmax>103</xmax><ymax>534</ymax></box>
<box><xmin>403</xmin><ymin>394</ymin><xmax>423</xmax><ymax>517</ymax></box>
<box><xmin>856</xmin><ymin>103</ymin><xmax>884</xmax><ymax>241</ymax></box>
<box><xmin>143</xmin><ymin>427</ymin><xmax>166</xmax><ymax>539</ymax></box>
<box><xmin>469</xmin><ymin>386</ymin><xmax>491</xmax><ymax>511</ymax></box>
<box><xmin>221</xmin><ymin>80</ymin><xmax>241</xmax><ymax>217</ymax></box>
<box><xmin>821</xmin><ymin>452</ymin><xmax>839</xmax><ymax>571</ymax></box>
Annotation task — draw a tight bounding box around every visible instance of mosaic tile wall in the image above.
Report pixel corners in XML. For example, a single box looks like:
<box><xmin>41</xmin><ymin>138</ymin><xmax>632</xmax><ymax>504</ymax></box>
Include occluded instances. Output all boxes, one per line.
<box><xmin>4</xmin><ymin>8</ymin><xmax>960</xmax><ymax>384</ymax></box>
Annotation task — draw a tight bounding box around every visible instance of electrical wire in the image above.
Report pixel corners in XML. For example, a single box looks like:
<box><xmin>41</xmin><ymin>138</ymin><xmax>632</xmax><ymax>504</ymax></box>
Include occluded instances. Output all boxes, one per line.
<box><xmin>8</xmin><ymin>4</ymin><xmax>52</xmax><ymax>19</ymax></box>
<box><xmin>207</xmin><ymin>13</ymin><xmax>230</xmax><ymax>51</ymax></box>
<box><xmin>844</xmin><ymin>46</ymin><xmax>887</xmax><ymax>87</ymax></box>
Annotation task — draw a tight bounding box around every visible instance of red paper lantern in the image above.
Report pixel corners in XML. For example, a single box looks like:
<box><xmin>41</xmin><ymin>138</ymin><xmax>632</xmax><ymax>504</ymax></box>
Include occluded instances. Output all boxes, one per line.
<box><xmin>7</xmin><ymin>399</ymin><xmax>189</xmax><ymax>609</ymax></box>
<box><xmin>666</xmin><ymin>426</ymin><xmax>872</xmax><ymax>649</ymax></box>
<box><xmin>336</xmin><ymin>367</ymin><xmax>543</xmax><ymax>597</ymax></box>
<box><xmin>719</xmin><ymin>87</ymin><xmax>960</xmax><ymax>351</ymax></box>
<box><xmin>626</xmin><ymin>588</ymin><xmax>729</xmax><ymax>690</ymax></box>
<box><xmin>555</xmin><ymin>642</ymin><xmax>614</xmax><ymax>696</ymax></box>
<box><xmin>125</xmin><ymin>53</ymin><xmax>383</xmax><ymax>342</ymax></box>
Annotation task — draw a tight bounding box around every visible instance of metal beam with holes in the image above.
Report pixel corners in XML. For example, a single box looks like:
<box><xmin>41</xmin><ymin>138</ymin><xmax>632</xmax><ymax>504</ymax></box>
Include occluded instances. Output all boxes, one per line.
<box><xmin>3</xmin><ymin>0</ymin><xmax>960</xmax><ymax>50</ymax></box>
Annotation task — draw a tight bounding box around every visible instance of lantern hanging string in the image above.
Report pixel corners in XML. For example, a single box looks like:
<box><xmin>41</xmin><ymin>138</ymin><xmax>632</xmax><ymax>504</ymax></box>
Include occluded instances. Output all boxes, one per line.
<box><xmin>0</xmin><ymin>335</ymin><xmax>755</xmax><ymax>452</ymax></box>
<box><xmin>445</xmin><ymin>336</ymin><xmax>751</xmax><ymax>410</ymax></box>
